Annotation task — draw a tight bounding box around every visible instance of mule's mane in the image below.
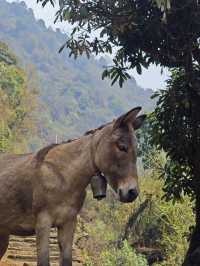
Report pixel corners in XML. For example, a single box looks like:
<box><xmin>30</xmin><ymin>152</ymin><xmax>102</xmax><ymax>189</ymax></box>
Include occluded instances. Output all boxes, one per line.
<box><xmin>84</xmin><ymin>122</ymin><xmax>111</xmax><ymax>136</ymax></box>
<box><xmin>35</xmin><ymin>143</ymin><xmax>58</xmax><ymax>163</ymax></box>
<box><xmin>35</xmin><ymin>121</ymin><xmax>112</xmax><ymax>164</ymax></box>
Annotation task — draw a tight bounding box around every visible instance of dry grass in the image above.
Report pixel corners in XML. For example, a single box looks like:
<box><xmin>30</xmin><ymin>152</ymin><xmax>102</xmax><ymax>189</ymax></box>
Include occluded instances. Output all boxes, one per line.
<box><xmin>0</xmin><ymin>261</ymin><xmax>19</xmax><ymax>266</ymax></box>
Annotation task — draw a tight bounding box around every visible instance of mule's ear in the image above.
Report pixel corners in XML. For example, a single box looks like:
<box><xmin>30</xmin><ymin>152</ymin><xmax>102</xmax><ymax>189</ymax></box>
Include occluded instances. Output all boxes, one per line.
<box><xmin>133</xmin><ymin>114</ymin><xmax>146</xmax><ymax>130</ymax></box>
<box><xmin>113</xmin><ymin>107</ymin><xmax>142</xmax><ymax>130</ymax></box>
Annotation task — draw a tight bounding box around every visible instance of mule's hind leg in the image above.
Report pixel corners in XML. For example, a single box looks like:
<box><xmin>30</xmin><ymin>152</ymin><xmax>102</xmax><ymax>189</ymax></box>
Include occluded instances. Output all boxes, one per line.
<box><xmin>0</xmin><ymin>234</ymin><xmax>9</xmax><ymax>260</ymax></box>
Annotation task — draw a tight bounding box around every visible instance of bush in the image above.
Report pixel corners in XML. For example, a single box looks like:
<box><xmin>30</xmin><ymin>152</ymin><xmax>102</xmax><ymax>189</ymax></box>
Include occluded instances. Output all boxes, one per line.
<box><xmin>85</xmin><ymin>240</ymin><xmax>147</xmax><ymax>266</ymax></box>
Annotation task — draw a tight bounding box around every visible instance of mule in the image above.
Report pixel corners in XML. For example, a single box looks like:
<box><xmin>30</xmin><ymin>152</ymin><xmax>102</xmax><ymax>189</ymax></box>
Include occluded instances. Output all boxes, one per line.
<box><xmin>0</xmin><ymin>107</ymin><xmax>146</xmax><ymax>266</ymax></box>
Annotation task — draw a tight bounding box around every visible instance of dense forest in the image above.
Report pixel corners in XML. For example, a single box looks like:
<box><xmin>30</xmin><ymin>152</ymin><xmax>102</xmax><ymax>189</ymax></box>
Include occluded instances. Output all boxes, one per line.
<box><xmin>0</xmin><ymin>0</ymin><xmax>154</xmax><ymax>145</ymax></box>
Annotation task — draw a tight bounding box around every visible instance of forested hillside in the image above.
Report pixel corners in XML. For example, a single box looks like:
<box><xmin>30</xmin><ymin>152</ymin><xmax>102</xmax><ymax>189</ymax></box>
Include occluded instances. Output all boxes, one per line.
<box><xmin>0</xmin><ymin>0</ymin><xmax>154</xmax><ymax>144</ymax></box>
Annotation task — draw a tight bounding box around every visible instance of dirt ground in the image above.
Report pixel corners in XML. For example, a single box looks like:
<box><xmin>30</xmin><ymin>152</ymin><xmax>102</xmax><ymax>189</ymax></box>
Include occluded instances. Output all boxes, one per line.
<box><xmin>0</xmin><ymin>217</ymin><xmax>87</xmax><ymax>266</ymax></box>
<box><xmin>0</xmin><ymin>261</ymin><xmax>19</xmax><ymax>266</ymax></box>
<box><xmin>0</xmin><ymin>227</ymin><xmax>84</xmax><ymax>266</ymax></box>
<box><xmin>0</xmin><ymin>257</ymin><xmax>30</xmax><ymax>266</ymax></box>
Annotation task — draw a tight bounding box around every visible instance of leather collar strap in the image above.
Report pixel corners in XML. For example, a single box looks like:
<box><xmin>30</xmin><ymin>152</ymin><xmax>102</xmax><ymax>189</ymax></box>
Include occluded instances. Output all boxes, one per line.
<box><xmin>90</xmin><ymin>132</ymin><xmax>101</xmax><ymax>176</ymax></box>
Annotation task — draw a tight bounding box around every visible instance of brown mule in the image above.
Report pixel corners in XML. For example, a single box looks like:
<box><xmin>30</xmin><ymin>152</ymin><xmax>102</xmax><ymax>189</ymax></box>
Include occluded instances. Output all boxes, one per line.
<box><xmin>0</xmin><ymin>107</ymin><xmax>146</xmax><ymax>266</ymax></box>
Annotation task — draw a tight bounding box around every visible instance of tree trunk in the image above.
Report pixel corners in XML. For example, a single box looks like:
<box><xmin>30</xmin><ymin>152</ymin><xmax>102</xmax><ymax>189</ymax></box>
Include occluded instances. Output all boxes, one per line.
<box><xmin>183</xmin><ymin>182</ymin><xmax>200</xmax><ymax>266</ymax></box>
<box><xmin>183</xmin><ymin>152</ymin><xmax>200</xmax><ymax>266</ymax></box>
<box><xmin>182</xmin><ymin>58</ymin><xmax>200</xmax><ymax>266</ymax></box>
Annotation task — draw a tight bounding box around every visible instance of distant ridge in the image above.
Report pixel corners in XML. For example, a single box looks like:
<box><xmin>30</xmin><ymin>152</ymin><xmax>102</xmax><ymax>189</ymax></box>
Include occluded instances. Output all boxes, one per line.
<box><xmin>0</xmin><ymin>0</ymin><xmax>154</xmax><ymax>143</ymax></box>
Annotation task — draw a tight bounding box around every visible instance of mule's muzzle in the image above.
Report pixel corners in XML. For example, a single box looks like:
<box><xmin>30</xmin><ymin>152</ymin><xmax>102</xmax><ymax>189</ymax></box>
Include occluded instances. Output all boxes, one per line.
<box><xmin>91</xmin><ymin>174</ymin><xmax>107</xmax><ymax>200</ymax></box>
<box><xmin>119</xmin><ymin>187</ymin><xmax>138</xmax><ymax>203</ymax></box>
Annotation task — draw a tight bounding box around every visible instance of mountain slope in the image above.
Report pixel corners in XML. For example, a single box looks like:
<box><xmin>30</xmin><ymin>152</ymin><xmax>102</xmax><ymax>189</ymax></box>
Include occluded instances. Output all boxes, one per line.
<box><xmin>0</xmin><ymin>0</ymin><xmax>154</xmax><ymax>143</ymax></box>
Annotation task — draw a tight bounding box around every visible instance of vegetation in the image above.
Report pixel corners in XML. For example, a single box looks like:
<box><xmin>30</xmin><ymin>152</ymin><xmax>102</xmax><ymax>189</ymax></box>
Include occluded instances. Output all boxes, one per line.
<box><xmin>38</xmin><ymin>0</ymin><xmax>200</xmax><ymax>86</ymax></box>
<box><xmin>150</xmin><ymin>67</ymin><xmax>200</xmax><ymax>265</ymax></box>
<box><xmin>0</xmin><ymin>41</ymin><xmax>37</xmax><ymax>153</ymax></box>
<box><xmin>150</xmin><ymin>68</ymin><xmax>200</xmax><ymax>201</ymax></box>
<box><xmin>79</xmin><ymin>157</ymin><xmax>194</xmax><ymax>266</ymax></box>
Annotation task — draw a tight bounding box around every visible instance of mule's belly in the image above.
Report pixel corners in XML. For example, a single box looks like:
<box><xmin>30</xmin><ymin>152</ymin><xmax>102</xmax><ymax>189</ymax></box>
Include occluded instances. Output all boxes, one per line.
<box><xmin>11</xmin><ymin>214</ymin><xmax>36</xmax><ymax>235</ymax></box>
<box><xmin>0</xmin><ymin>208</ymin><xmax>36</xmax><ymax>235</ymax></box>
<box><xmin>11</xmin><ymin>227</ymin><xmax>36</xmax><ymax>236</ymax></box>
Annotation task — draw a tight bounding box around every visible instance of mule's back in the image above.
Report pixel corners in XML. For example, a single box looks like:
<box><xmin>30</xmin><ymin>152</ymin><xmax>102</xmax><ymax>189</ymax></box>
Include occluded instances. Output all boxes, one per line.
<box><xmin>0</xmin><ymin>153</ymin><xmax>32</xmax><ymax>169</ymax></box>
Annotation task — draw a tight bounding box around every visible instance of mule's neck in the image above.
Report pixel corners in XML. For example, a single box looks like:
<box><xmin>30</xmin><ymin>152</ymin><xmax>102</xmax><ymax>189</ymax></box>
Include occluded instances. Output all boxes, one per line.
<box><xmin>45</xmin><ymin>133</ymin><xmax>100</xmax><ymax>191</ymax></box>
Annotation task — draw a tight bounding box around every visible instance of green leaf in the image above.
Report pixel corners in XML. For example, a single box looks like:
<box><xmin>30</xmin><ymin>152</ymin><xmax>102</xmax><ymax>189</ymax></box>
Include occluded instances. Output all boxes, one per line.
<box><xmin>136</xmin><ymin>64</ymin><xmax>142</xmax><ymax>75</ymax></box>
<box><xmin>102</xmin><ymin>69</ymin><xmax>108</xmax><ymax>80</ymax></box>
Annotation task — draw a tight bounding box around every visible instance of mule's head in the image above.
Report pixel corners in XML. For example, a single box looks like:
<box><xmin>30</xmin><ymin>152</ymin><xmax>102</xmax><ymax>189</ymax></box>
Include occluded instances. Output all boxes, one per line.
<box><xmin>94</xmin><ymin>107</ymin><xmax>146</xmax><ymax>203</ymax></box>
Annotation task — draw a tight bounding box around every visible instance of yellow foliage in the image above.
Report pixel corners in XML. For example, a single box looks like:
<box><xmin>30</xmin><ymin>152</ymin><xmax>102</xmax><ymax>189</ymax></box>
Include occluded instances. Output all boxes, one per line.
<box><xmin>0</xmin><ymin>43</ymin><xmax>38</xmax><ymax>153</ymax></box>
<box><xmin>81</xmin><ymin>168</ymin><xmax>194</xmax><ymax>266</ymax></box>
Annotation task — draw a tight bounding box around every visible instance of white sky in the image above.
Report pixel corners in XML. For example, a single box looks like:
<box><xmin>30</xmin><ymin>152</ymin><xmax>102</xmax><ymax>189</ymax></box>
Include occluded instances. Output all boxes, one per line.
<box><xmin>7</xmin><ymin>0</ymin><xmax>169</xmax><ymax>90</ymax></box>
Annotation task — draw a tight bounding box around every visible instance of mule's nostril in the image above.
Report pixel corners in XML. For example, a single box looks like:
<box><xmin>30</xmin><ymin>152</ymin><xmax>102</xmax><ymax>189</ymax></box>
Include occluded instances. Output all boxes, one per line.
<box><xmin>128</xmin><ymin>188</ymin><xmax>138</xmax><ymax>200</ymax></box>
<box><xmin>119</xmin><ymin>188</ymin><xmax>138</xmax><ymax>202</ymax></box>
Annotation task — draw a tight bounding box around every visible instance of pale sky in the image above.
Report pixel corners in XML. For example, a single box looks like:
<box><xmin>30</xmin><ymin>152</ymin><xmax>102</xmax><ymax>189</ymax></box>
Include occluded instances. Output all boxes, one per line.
<box><xmin>8</xmin><ymin>0</ymin><xmax>169</xmax><ymax>90</ymax></box>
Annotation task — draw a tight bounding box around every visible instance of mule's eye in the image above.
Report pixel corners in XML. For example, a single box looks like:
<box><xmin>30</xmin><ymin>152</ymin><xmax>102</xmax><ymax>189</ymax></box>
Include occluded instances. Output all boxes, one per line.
<box><xmin>117</xmin><ymin>143</ymin><xmax>128</xmax><ymax>153</ymax></box>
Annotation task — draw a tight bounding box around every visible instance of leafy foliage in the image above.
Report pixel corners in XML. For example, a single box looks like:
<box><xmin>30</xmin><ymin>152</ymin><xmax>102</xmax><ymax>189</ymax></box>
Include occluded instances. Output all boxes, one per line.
<box><xmin>150</xmin><ymin>67</ymin><xmax>200</xmax><ymax>201</ymax></box>
<box><xmin>38</xmin><ymin>0</ymin><xmax>200</xmax><ymax>86</ymax></box>
<box><xmin>0</xmin><ymin>42</ymin><xmax>17</xmax><ymax>65</ymax></box>
<box><xmin>0</xmin><ymin>41</ymin><xmax>37</xmax><ymax>153</ymax></box>
<box><xmin>81</xmin><ymin>163</ymin><xmax>194</xmax><ymax>266</ymax></box>
<box><xmin>99</xmin><ymin>240</ymin><xmax>147</xmax><ymax>266</ymax></box>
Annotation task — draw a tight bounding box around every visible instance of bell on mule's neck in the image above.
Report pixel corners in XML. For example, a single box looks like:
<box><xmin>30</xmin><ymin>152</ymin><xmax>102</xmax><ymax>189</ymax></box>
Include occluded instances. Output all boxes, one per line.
<box><xmin>91</xmin><ymin>174</ymin><xmax>107</xmax><ymax>200</ymax></box>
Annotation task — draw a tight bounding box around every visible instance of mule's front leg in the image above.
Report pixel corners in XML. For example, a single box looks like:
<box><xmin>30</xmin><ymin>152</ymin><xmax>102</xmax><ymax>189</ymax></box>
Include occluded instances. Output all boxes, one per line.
<box><xmin>36</xmin><ymin>212</ymin><xmax>52</xmax><ymax>266</ymax></box>
<box><xmin>58</xmin><ymin>218</ymin><xmax>77</xmax><ymax>266</ymax></box>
